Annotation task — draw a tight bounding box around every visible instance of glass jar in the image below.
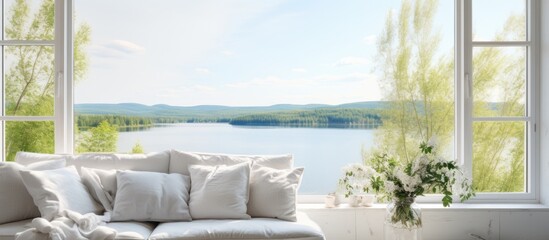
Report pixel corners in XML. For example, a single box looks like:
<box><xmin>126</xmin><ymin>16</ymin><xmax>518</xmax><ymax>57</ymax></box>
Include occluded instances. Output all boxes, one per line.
<box><xmin>384</xmin><ymin>197</ymin><xmax>422</xmax><ymax>240</ymax></box>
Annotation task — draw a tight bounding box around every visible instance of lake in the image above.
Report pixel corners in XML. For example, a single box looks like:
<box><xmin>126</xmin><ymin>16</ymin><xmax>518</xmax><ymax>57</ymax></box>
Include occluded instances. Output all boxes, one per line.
<box><xmin>117</xmin><ymin>123</ymin><xmax>375</xmax><ymax>194</ymax></box>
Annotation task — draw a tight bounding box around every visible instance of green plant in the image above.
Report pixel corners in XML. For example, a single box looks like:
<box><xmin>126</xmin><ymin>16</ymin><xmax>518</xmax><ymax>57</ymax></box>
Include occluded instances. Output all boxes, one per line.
<box><xmin>367</xmin><ymin>140</ymin><xmax>475</xmax><ymax>228</ymax></box>
<box><xmin>338</xmin><ymin>163</ymin><xmax>379</xmax><ymax>198</ymax></box>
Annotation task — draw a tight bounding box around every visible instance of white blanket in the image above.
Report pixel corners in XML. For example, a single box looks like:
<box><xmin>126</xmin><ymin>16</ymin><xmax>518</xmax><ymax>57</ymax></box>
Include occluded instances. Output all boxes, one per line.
<box><xmin>15</xmin><ymin>210</ymin><xmax>116</xmax><ymax>240</ymax></box>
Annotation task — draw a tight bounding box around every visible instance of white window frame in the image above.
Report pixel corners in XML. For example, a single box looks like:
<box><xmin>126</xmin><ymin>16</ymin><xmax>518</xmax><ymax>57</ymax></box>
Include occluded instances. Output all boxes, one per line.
<box><xmin>457</xmin><ymin>0</ymin><xmax>540</xmax><ymax>203</ymax></box>
<box><xmin>0</xmin><ymin>0</ymin><xmax>70</xmax><ymax>160</ymax></box>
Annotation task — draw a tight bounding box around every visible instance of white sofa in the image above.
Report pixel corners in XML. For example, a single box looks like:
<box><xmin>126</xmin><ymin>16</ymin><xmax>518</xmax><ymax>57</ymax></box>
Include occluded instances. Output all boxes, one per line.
<box><xmin>0</xmin><ymin>150</ymin><xmax>325</xmax><ymax>240</ymax></box>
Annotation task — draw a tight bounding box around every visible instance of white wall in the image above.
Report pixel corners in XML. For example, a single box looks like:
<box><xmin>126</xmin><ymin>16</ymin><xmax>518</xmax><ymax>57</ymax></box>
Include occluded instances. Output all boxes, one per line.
<box><xmin>539</xmin><ymin>0</ymin><xmax>549</xmax><ymax>205</ymax></box>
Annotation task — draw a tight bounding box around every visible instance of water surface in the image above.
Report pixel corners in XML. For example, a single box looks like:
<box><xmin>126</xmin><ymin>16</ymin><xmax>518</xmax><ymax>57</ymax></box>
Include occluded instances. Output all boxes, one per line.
<box><xmin>118</xmin><ymin>123</ymin><xmax>375</xmax><ymax>194</ymax></box>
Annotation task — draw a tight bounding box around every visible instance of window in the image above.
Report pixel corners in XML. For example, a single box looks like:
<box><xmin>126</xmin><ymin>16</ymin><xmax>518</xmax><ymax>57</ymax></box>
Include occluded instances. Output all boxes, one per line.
<box><xmin>2</xmin><ymin>0</ymin><xmax>539</xmax><ymax>201</ymax></box>
<box><xmin>0</xmin><ymin>0</ymin><xmax>65</xmax><ymax>161</ymax></box>
<box><xmin>458</xmin><ymin>0</ymin><xmax>538</xmax><ymax>200</ymax></box>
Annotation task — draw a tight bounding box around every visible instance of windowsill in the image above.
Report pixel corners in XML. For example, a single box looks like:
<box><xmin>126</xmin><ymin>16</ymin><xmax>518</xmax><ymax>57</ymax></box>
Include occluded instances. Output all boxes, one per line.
<box><xmin>298</xmin><ymin>203</ymin><xmax>549</xmax><ymax>211</ymax></box>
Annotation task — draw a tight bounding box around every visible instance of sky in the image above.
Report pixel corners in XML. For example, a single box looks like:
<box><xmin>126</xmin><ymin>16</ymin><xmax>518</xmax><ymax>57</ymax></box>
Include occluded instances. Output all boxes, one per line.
<box><xmin>72</xmin><ymin>0</ymin><xmax>521</xmax><ymax>107</ymax></box>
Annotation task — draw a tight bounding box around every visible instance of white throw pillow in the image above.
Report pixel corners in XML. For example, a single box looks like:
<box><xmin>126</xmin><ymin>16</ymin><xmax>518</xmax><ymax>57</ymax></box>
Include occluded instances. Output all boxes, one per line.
<box><xmin>247</xmin><ymin>164</ymin><xmax>304</xmax><ymax>221</ymax></box>
<box><xmin>188</xmin><ymin>162</ymin><xmax>251</xmax><ymax>219</ymax></box>
<box><xmin>170</xmin><ymin>150</ymin><xmax>293</xmax><ymax>175</ymax></box>
<box><xmin>0</xmin><ymin>159</ymin><xmax>65</xmax><ymax>224</ymax></box>
<box><xmin>111</xmin><ymin>171</ymin><xmax>192</xmax><ymax>222</ymax></box>
<box><xmin>19</xmin><ymin>166</ymin><xmax>103</xmax><ymax>220</ymax></box>
<box><xmin>80</xmin><ymin>167</ymin><xmax>117</xmax><ymax>211</ymax></box>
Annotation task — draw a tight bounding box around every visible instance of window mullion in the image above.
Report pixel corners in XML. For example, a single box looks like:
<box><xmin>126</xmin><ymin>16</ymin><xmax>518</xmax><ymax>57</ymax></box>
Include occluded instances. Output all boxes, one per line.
<box><xmin>455</xmin><ymin>0</ymin><xmax>464</xmax><ymax>166</ymax></box>
<box><xmin>65</xmin><ymin>0</ymin><xmax>74</xmax><ymax>154</ymax></box>
<box><xmin>528</xmin><ymin>0</ymin><xmax>540</xmax><ymax>200</ymax></box>
<box><xmin>471</xmin><ymin>41</ymin><xmax>531</xmax><ymax>47</ymax></box>
<box><xmin>0</xmin><ymin>40</ymin><xmax>55</xmax><ymax>46</ymax></box>
<box><xmin>472</xmin><ymin>116</ymin><xmax>533</xmax><ymax>122</ymax></box>
<box><xmin>0</xmin><ymin>116</ymin><xmax>56</xmax><ymax>121</ymax></box>
<box><xmin>460</xmin><ymin>0</ymin><xmax>474</xmax><ymax>179</ymax></box>
<box><xmin>54</xmin><ymin>0</ymin><xmax>67</xmax><ymax>154</ymax></box>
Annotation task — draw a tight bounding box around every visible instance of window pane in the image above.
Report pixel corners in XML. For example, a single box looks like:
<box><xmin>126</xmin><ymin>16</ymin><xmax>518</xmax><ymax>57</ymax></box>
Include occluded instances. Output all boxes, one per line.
<box><xmin>3</xmin><ymin>0</ymin><xmax>55</xmax><ymax>41</ymax></box>
<box><xmin>4</xmin><ymin>46</ymin><xmax>55</xmax><ymax>116</ymax></box>
<box><xmin>5</xmin><ymin>121</ymin><xmax>54</xmax><ymax>161</ymax></box>
<box><xmin>473</xmin><ymin>121</ymin><xmax>525</xmax><ymax>192</ymax></box>
<box><xmin>74</xmin><ymin>0</ymin><xmax>455</xmax><ymax>194</ymax></box>
<box><xmin>473</xmin><ymin>47</ymin><xmax>526</xmax><ymax>117</ymax></box>
<box><xmin>473</xmin><ymin>0</ymin><xmax>526</xmax><ymax>41</ymax></box>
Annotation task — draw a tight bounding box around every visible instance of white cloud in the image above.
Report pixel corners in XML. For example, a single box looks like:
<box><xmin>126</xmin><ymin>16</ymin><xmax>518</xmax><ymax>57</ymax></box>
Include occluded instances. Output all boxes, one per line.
<box><xmin>222</xmin><ymin>50</ymin><xmax>235</xmax><ymax>56</ymax></box>
<box><xmin>88</xmin><ymin>39</ymin><xmax>145</xmax><ymax>58</ymax></box>
<box><xmin>107</xmin><ymin>40</ymin><xmax>146</xmax><ymax>54</ymax></box>
<box><xmin>227</xmin><ymin>75</ymin><xmax>309</xmax><ymax>88</ymax></box>
<box><xmin>193</xmin><ymin>84</ymin><xmax>216</xmax><ymax>92</ymax></box>
<box><xmin>291</xmin><ymin>68</ymin><xmax>307</xmax><ymax>73</ymax></box>
<box><xmin>227</xmin><ymin>72</ymin><xmax>376</xmax><ymax>89</ymax></box>
<box><xmin>334</xmin><ymin>57</ymin><xmax>370</xmax><ymax>67</ymax></box>
<box><xmin>153</xmin><ymin>84</ymin><xmax>218</xmax><ymax>101</ymax></box>
<box><xmin>222</xmin><ymin>72</ymin><xmax>381</xmax><ymax>106</ymax></box>
<box><xmin>314</xmin><ymin>72</ymin><xmax>376</xmax><ymax>83</ymax></box>
<box><xmin>363</xmin><ymin>35</ymin><xmax>377</xmax><ymax>45</ymax></box>
<box><xmin>195</xmin><ymin>68</ymin><xmax>211</xmax><ymax>74</ymax></box>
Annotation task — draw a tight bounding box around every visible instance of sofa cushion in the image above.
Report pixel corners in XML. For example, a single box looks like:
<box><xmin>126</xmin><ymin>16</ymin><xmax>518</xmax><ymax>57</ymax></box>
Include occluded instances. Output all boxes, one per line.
<box><xmin>0</xmin><ymin>160</ymin><xmax>65</xmax><ymax>225</ymax></box>
<box><xmin>16</xmin><ymin>151</ymin><xmax>171</xmax><ymax>174</ymax></box>
<box><xmin>15</xmin><ymin>152</ymin><xmax>71</xmax><ymax>166</ymax></box>
<box><xmin>112</xmin><ymin>171</ymin><xmax>192</xmax><ymax>222</ymax></box>
<box><xmin>20</xmin><ymin>166</ymin><xmax>103</xmax><ymax>220</ymax></box>
<box><xmin>169</xmin><ymin>150</ymin><xmax>293</xmax><ymax>176</ymax></box>
<box><xmin>148</xmin><ymin>213</ymin><xmax>325</xmax><ymax>240</ymax></box>
<box><xmin>71</xmin><ymin>151</ymin><xmax>170</xmax><ymax>173</ymax></box>
<box><xmin>114</xmin><ymin>151</ymin><xmax>170</xmax><ymax>173</ymax></box>
<box><xmin>0</xmin><ymin>219</ymin><xmax>32</xmax><ymax>240</ymax></box>
<box><xmin>68</xmin><ymin>153</ymin><xmax>118</xmax><ymax>171</ymax></box>
<box><xmin>188</xmin><ymin>163</ymin><xmax>251</xmax><ymax>220</ymax></box>
<box><xmin>106</xmin><ymin>221</ymin><xmax>157</xmax><ymax>240</ymax></box>
<box><xmin>0</xmin><ymin>220</ymin><xmax>156</xmax><ymax>240</ymax></box>
<box><xmin>248</xmin><ymin>164</ymin><xmax>304</xmax><ymax>221</ymax></box>
<box><xmin>81</xmin><ymin>167</ymin><xmax>117</xmax><ymax>211</ymax></box>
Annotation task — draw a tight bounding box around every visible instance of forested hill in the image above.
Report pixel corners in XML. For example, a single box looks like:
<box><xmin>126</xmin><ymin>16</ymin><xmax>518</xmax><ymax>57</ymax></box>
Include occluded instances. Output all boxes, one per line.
<box><xmin>229</xmin><ymin>109</ymin><xmax>382</xmax><ymax>128</ymax></box>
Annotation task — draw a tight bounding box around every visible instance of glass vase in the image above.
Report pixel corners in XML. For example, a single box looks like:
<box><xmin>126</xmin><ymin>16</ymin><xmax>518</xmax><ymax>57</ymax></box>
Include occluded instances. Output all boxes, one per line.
<box><xmin>384</xmin><ymin>197</ymin><xmax>422</xmax><ymax>240</ymax></box>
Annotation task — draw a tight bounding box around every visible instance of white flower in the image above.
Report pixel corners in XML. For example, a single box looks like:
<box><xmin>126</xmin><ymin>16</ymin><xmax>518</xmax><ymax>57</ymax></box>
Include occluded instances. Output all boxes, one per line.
<box><xmin>434</xmin><ymin>155</ymin><xmax>447</xmax><ymax>163</ymax></box>
<box><xmin>340</xmin><ymin>163</ymin><xmax>378</xmax><ymax>195</ymax></box>
<box><xmin>342</xmin><ymin>163</ymin><xmax>376</xmax><ymax>179</ymax></box>
<box><xmin>451</xmin><ymin>171</ymin><xmax>472</xmax><ymax>197</ymax></box>
<box><xmin>385</xmin><ymin>181</ymin><xmax>397</xmax><ymax>193</ymax></box>
<box><xmin>439</xmin><ymin>167</ymin><xmax>457</xmax><ymax>182</ymax></box>
<box><xmin>394</xmin><ymin>168</ymin><xmax>422</xmax><ymax>193</ymax></box>
<box><xmin>412</xmin><ymin>155</ymin><xmax>430</xmax><ymax>174</ymax></box>
<box><xmin>427</xmin><ymin>136</ymin><xmax>438</xmax><ymax>148</ymax></box>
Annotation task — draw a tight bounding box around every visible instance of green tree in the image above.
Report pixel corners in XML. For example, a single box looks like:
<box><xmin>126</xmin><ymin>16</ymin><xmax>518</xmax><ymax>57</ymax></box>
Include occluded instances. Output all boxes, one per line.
<box><xmin>131</xmin><ymin>141</ymin><xmax>145</xmax><ymax>154</ymax></box>
<box><xmin>4</xmin><ymin>0</ymin><xmax>90</xmax><ymax>160</ymax></box>
<box><xmin>470</xmin><ymin>14</ymin><xmax>526</xmax><ymax>192</ymax></box>
<box><xmin>373</xmin><ymin>0</ymin><xmax>454</xmax><ymax>162</ymax></box>
<box><xmin>371</xmin><ymin>0</ymin><xmax>526</xmax><ymax>192</ymax></box>
<box><xmin>76</xmin><ymin>120</ymin><xmax>118</xmax><ymax>153</ymax></box>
